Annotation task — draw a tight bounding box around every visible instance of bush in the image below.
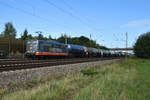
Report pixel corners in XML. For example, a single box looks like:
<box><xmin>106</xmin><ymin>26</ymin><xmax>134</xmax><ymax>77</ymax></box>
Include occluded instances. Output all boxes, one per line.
<box><xmin>81</xmin><ymin>68</ymin><xmax>98</xmax><ymax>76</ymax></box>
<box><xmin>134</xmin><ymin>32</ymin><xmax>150</xmax><ymax>58</ymax></box>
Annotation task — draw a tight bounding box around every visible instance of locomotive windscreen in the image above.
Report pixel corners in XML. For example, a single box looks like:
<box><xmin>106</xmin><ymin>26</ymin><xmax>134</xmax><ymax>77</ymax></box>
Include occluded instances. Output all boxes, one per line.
<box><xmin>26</xmin><ymin>40</ymin><xmax>38</xmax><ymax>52</ymax></box>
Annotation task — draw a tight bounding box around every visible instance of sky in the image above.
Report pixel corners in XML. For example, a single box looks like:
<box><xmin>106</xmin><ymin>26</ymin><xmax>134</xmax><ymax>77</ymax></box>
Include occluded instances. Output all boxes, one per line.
<box><xmin>0</xmin><ymin>0</ymin><xmax>150</xmax><ymax>48</ymax></box>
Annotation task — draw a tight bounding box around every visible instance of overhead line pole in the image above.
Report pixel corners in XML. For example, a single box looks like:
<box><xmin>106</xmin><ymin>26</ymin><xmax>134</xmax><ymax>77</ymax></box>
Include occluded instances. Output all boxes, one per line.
<box><xmin>8</xmin><ymin>37</ymin><xmax>11</xmax><ymax>58</ymax></box>
<box><xmin>64</xmin><ymin>33</ymin><xmax>67</xmax><ymax>44</ymax></box>
<box><xmin>126</xmin><ymin>32</ymin><xmax>128</xmax><ymax>59</ymax></box>
<box><xmin>90</xmin><ymin>34</ymin><xmax>92</xmax><ymax>47</ymax></box>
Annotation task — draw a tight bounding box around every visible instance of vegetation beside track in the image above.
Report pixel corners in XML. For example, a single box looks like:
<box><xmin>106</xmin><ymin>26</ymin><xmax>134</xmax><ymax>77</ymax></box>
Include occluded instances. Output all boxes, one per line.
<box><xmin>1</xmin><ymin>58</ymin><xmax>150</xmax><ymax>100</ymax></box>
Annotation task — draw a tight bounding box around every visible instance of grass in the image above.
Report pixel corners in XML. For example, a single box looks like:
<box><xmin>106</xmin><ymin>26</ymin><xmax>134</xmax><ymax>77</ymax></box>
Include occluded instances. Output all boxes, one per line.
<box><xmin>73</xmin><ymin>59</ymin><xmax>150</xmax><ymax>100</ymax></box>
<box><xmin>2</xmin><ymin>58</ymin><xmax>150</xmax><ymax>100</ymax></box>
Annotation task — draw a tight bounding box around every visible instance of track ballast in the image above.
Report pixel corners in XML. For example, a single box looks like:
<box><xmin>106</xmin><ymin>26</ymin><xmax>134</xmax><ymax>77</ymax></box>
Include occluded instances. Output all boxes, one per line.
<box><xmin>0</xmin><ymin>57</ymin><xmax>120</xmax><ymax>72</ymax></box>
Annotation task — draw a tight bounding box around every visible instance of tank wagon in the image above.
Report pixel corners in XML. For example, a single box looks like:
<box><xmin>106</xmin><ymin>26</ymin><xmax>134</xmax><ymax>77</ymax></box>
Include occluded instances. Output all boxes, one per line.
<box><xmin>25</xmin><ymin>39</ymin><xmax>124</xmax><ymax>59</ymax></box>
<box><xmin>67</xmin><ymin>44</ymin><xmax>87</xmax><ymax>57</ymax></box>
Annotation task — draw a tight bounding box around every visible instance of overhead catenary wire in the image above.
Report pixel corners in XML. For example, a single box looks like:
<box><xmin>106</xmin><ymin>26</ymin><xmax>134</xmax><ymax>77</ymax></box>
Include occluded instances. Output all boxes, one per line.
<box><xmin>59</xmin><ymin>0</ymin><xmax>104</xmax><ymax>44</ymax></box>
<box><xmin>0</xmin><ymin>1</ymin><xmax>69</xmax><ymax>29</ymax></box>
<box><xmin>1</xmin><ymin>0</ymin><xmax>104</xmax><ymax>46</ymax></box>
<box><xmin>61</xmin><ymin>0</ymin><xmax>104</xmax><ymax>32</ymax></box>
<box><xmin>61</xmin><ymin>0</ymin><xmax>93</xmax><ymax>26</ymax></box>
<box><xmin>43</xmin><ymin>0</ymin><xmax>98</xmax><ymax>31</ymax></box>
<box><xmin>19</xmin><ymin>0</ymin><xmax>36</xmax><ymax>16</ymax></box>
<box><xmin>61</xmin><ymin>0</ymin><xmax>74</xmax><ymax>11</ymax></box>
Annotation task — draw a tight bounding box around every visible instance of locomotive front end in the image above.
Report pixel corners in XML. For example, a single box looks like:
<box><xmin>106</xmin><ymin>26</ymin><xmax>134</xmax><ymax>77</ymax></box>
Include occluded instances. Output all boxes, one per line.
<box><xmin>25</xmin><ymin>40</ymin><xmax>39</xmax><ymax>58</ymax></box>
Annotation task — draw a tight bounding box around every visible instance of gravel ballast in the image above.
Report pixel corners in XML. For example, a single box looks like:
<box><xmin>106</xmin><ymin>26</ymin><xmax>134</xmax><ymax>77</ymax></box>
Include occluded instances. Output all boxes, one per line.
<box><xmin>0</xmin><ymin>59</ymin><xmax>120</xmax><ymax>87</ymax></box>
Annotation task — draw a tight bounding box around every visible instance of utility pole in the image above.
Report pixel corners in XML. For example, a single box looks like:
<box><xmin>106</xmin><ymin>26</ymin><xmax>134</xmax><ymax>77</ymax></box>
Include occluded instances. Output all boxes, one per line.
<box><xmin>126</xmin><ymin>32</ymin><xmax>128</xmax><ymax>58</ymax></box>
<box><xmin>8</xmin><ymin>37</ymin><xmax>11</xmax><ymax>58</ymax></box>
<box><xmin>64</xmin><ymin>33</ymin><xmax>67</xmax><ymax>44</ymax></box>
<box><xmin>90</xmin><ymin>34</ymin><xmax>91</xmax><ymax>47</ymax></box>
<box><xmin>21</xmin><ymin>33</ymin><xmax>24</xmax><ymax>59</ymax></box>
<box><xmin>35</xmin><ymin>31</ymin><xmax>42</xmax><ymax>40</ymax></box>
<box><xmin>23</xmin><ymin>39</ymin><xmax>25</xmax><ymax>59</ymax></box>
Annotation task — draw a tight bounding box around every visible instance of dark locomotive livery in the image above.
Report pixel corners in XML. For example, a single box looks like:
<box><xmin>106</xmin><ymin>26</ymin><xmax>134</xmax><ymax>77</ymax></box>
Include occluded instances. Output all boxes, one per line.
<box><xmin>25</xmin><ymin>39</ymin><xmax>125</xmax><ymax>59</ymax></box>
<box><xmin>25</xmin><ymin>40</ymin><xmax>68</xmax><ymax>58</ymax></box>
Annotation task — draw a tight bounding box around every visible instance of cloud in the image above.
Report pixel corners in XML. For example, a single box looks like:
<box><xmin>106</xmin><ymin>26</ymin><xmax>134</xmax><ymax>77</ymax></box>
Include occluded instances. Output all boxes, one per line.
<box><xmin>120</xmin><ymin>19</ymin><xmax>150</xmax><ymax>28</ymax></box>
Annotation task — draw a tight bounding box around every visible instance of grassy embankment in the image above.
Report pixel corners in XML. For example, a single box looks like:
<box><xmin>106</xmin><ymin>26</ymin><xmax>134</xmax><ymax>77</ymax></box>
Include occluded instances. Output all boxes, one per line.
<box><xmin>1</xmin><ymin>58</ymin><xmax>150</xmax><ymax>100</ymax></box>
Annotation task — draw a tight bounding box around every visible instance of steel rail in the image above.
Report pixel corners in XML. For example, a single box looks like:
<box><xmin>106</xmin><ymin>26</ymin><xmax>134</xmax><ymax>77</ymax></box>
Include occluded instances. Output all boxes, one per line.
<box><xmin>0</xmin><ymin>57</ymin><xmax>120</xmax><ymax>72</ymax></box>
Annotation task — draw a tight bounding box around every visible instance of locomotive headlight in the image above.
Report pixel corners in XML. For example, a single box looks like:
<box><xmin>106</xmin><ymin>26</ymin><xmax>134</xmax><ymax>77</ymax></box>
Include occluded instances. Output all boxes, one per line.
<box><xmin>30</xmin><ymin>46</ymin><xmax>33</xmax><ymax>50</ymax></box>
<box><xmin>68</xmin><ymin>45</ymin><xmax>71</xmax><ymax>49</ymax></box>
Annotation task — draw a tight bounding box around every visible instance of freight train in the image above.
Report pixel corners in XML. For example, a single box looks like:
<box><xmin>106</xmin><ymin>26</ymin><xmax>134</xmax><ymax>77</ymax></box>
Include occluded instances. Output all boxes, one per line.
<box><xmin>0</xmin><ymin>38</ymin><xmax>26</xmax><ymax>58</ymax></box>
<box><xmin>25</xmin><ymin>40</ymin><xmax>125</xmax><ymax>59</ymax></box>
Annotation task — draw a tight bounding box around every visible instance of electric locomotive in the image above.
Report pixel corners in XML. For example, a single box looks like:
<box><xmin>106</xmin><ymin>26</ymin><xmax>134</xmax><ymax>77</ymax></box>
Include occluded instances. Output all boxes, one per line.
<box><xmin>25</xmin><ymin>40</ymin><xmax>68</xmax><ymax>59</ymax></box>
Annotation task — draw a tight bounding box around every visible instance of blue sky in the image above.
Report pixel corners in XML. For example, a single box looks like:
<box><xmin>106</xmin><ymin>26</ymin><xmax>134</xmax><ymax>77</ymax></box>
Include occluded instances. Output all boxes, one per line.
<box><xmin>0</xmin><ymin>0</ymin><xmax>150</xmax><ymax>48</ymax></box>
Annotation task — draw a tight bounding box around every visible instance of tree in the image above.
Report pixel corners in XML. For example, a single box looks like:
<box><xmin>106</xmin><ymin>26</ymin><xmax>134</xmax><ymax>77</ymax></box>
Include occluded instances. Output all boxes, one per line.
<box><xmin>38</xmin><ymin>33</ymin><xmax>44</xmax><ymax>40</ymax></box>
<box><xmin>134</xmin><ymin>32</ymin><xmax>150</xmax><ymax>58</ymax></box>
<box><xmin>78</xmin><ymin>36</ymin><xmax>90</xmax><ymax>45</ymax></box>
<box><xmin>21</xmin><ymin>29</ymin><xmax>28</xmax><ymax>40</ymax></box>
<box><xmin>28</xmin><ymin>34</ymin><xmax>33</xmax><ymax>39</ymax></box>
<box><xmin>0</xmin><ymin>33</ymin><xmax>3</xmax><ymax>37</ymax></box>
<box><xmin>48</xmin><ymin>35</ymin><xmax>53</xmax><ymax>40</ymax></box>
<box><xmin>2</xmin><ymin>22</ymin><xmax>16</xmax><ymax>39</ymax></box>
<box><xmin>34</xmin><ymin>31</ymin><xmax>44</xmax><ymax>40</ymax></box>
<box><xmin>56</xmin><ymin>35</ymin><xmax>108</xmax><ymax>49</ymax></box>
<box><xmin>57</xmin><ymin>34</ymin><xmax>67</xmax><ymax>43</ymax></box>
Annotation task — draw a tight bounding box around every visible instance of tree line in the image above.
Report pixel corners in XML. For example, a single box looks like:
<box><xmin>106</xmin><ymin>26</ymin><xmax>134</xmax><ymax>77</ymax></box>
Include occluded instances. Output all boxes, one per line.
<box><xmin>0</xmin><ymin>22</ymin><xmax>108</xmax><ymax>49</ymax></box>
<box><xmin>134</xmin><ymin>31</ymin><xmax>150</xmax><ymax>58</ymax></box>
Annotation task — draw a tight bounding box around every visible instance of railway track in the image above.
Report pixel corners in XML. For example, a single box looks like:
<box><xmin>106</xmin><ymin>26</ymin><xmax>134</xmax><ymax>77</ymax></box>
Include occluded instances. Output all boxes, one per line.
<box><xmin>0</xmin><ymin>57</ymin><xmax>120</xmax><ymax>72</ymax></box>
